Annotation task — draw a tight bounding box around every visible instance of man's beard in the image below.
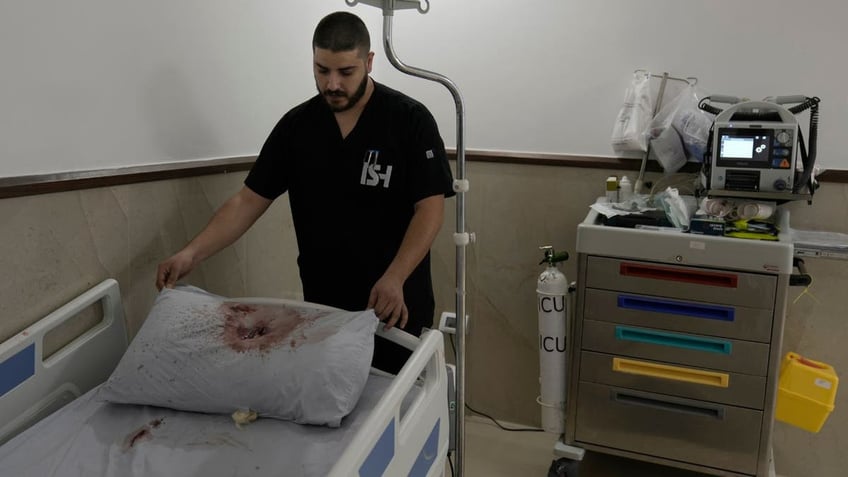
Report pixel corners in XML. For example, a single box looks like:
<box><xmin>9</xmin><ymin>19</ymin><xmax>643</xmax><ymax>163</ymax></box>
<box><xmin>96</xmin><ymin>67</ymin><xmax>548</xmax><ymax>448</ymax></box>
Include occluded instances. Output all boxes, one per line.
<box><xmin>320</xmin><ymin>74</ymin><xmax>369</xmax><ymax>113</ymax></box>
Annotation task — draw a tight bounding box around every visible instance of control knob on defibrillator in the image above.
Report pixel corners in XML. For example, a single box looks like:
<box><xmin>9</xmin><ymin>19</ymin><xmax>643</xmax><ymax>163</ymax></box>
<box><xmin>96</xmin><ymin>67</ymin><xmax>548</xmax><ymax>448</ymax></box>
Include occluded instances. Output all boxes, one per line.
<box><xmin>776</xmin><ymin>130</ymin><xmax>792</xmax><ymax>145</ymax></box>
<box><xmin>774</xmin><ymin>179</ymin><xmax>787</xmax><ymax>191</ymax></box>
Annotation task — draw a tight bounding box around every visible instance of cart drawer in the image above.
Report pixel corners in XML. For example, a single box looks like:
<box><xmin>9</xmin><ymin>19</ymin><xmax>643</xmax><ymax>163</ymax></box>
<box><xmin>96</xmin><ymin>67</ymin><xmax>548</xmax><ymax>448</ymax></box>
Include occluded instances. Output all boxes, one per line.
<box><xmin>575</xmin><ymin>381</ymin><xmax>762</xmax><ymax>475</ymax></box>
<box><xmin>583</xmin><ymin>288</ymin><xmax>774</xmax><ymax>343</ymax></box>
<box><xmin>582</xmin><ymin>320</ymin><xmax>770</xmax><ymax>376</ymax></box>
<box><xmin>579</xmin><ymin>351</ymin><xmax>767</xmax><ymax>409</ymax></box>
<box><xmin>585</xmin><ymin>256</ymin><xmax>776</xmax><ymax>309</ymax></box>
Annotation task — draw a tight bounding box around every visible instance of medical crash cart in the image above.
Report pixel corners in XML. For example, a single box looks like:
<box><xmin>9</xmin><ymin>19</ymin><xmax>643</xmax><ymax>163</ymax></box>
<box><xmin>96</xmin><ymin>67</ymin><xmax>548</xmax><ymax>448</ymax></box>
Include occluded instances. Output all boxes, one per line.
<box><xmin>554</xmin><ymin>205</ymin><xmax>796</xmax><ymax>476</ymax></box>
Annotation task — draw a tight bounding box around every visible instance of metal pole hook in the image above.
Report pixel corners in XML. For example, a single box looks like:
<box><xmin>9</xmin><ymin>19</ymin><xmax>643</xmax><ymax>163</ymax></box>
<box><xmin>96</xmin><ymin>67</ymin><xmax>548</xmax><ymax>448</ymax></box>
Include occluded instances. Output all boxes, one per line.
<box><xmin>346</xmin><ymin>0</ymin><xmax>429</xmax><ymax>14</ymax></box>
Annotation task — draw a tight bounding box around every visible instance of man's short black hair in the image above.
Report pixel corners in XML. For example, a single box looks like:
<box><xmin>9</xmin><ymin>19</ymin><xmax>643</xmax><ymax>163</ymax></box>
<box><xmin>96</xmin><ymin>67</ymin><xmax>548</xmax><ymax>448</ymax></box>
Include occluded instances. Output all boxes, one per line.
<box><xmin>312</xmin><ymin>11</ymin><xmax>371</xmax><ymax>57</ymax></box>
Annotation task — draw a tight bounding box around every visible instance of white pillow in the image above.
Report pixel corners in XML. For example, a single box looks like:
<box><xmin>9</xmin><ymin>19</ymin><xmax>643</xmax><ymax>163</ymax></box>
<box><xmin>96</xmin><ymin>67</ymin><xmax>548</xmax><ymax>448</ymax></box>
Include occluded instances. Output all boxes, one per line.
<box><xmin>98</xmin><ymin>286</ymin><xmax>379</xmax><ymax>427</ymax></box>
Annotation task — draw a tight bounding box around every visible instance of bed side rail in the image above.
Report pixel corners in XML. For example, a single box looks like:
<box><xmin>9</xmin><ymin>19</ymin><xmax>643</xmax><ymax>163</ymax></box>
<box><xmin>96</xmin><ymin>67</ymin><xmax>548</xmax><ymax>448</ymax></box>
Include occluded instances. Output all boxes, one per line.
<box><xmin>0</xmin><ymin>278</ymin><xmax>128</xmax><ymax>445</ymax></box>
<box><xmin>331</xmin><ymin>328</ymin><xmax>450</xmax><ymax>477</ymax></box>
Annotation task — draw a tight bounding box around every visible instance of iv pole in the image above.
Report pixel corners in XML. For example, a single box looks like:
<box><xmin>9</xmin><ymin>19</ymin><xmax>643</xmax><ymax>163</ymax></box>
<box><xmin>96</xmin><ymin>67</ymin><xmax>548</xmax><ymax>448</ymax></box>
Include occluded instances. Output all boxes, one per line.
<box><xmin>346</xmin><ymin>1</ymin><xmax>469</xmax><ymax>475</ymax></box>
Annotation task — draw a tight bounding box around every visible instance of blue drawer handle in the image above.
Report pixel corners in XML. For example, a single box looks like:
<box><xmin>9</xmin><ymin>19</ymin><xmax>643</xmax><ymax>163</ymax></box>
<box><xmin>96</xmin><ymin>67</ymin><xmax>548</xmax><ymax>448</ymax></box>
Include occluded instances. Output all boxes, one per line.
<box><xmin>618</xmin><ymin>295</ymin><xmax>735</xmax><ymax>322</ymax></box>
<box><xmin>615</xmin><ymin>326</ymin><xmax>732</xmax><ymax>355</ymax></box>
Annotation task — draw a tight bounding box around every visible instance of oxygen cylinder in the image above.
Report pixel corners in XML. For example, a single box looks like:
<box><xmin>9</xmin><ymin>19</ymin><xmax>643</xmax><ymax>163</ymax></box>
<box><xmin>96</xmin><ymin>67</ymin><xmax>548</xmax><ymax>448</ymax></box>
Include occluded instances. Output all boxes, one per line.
<box><xmin>536</xmin><ymin>245</ymin><xmax>569</xmax><ymax>434</ymax></box>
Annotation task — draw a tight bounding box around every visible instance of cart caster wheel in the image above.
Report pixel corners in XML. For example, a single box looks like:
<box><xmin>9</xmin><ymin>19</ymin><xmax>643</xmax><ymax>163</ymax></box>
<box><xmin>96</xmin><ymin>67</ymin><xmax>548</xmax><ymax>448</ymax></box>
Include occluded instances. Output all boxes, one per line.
<box><xmin>547</xmin><ymin>457</ymin><xmax>580</xmax><ymax>477</ymax></box>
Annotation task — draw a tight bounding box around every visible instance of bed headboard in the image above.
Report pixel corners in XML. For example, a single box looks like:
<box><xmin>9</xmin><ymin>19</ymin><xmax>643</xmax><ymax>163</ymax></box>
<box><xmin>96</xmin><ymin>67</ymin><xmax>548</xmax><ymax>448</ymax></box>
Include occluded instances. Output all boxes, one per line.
<box><xmin>0</xmin><ymin>278</ymin><xmax>128</xmax><ymax>445</ymax></box>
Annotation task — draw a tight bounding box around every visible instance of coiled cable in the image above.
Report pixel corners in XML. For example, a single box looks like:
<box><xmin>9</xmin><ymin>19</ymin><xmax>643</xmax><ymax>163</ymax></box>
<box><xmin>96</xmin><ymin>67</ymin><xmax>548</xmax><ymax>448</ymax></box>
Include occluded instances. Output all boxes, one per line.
<box><xmin>792</xmin><ymin>97</ymin><xmax>820</xmax><ymax>194</ymax></box>
<box><xmin>698</xmin><ymin>97</ymin><xmax>724</xmax><ymax>115</ymax></box>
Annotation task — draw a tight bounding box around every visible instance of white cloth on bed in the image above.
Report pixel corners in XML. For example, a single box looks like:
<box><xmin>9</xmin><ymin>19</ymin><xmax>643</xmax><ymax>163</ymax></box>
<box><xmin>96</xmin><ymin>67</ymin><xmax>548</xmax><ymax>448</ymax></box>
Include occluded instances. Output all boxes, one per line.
<box><xmin>0</xmin><ymin>373</ymin><xmax>416</xmax><ymax>477</ymax></box>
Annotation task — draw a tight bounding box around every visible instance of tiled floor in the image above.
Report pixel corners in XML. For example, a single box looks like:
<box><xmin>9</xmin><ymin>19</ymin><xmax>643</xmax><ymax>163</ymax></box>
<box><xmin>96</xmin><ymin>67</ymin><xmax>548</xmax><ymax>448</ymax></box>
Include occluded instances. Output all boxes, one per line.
<box><xmin>449</xmin><ymin>416</ymin><xmax>782</xmax><ymax>477</ymax></box>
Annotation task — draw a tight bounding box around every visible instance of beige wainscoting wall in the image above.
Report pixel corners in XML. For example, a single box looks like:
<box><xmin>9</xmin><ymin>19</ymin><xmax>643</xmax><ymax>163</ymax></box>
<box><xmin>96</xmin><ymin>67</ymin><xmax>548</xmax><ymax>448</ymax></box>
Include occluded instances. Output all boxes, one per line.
<box><xmin>1</xmin><ymin>159</ymin><xmax>846</xmax><ymax>476</ymax></box>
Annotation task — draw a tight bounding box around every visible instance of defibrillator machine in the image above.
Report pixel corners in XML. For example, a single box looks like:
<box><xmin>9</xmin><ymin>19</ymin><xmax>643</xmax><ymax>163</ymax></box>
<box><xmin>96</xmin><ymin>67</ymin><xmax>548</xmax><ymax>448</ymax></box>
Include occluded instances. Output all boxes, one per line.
<box><xmin>699</xmin><ymin>95</ymin><xmax>820</xmax><ymax>201</ymax></box>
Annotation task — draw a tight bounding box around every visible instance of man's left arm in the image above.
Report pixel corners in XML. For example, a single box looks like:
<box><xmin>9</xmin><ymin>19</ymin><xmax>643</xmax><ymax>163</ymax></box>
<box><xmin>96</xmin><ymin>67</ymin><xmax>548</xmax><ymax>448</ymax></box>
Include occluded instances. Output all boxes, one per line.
<box><xmin>368</xmin><ymin>194</ymin><xmax>445</xmax><ymax>330</ymax></box>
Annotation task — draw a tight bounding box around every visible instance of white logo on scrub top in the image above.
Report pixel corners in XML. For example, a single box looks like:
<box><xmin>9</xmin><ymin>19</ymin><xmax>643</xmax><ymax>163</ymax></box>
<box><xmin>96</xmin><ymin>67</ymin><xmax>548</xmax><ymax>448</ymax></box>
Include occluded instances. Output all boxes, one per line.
<box><xmin>360</xmin><ymin>149</ymin><xmax>392</xmax><ymax>188</ymax></box>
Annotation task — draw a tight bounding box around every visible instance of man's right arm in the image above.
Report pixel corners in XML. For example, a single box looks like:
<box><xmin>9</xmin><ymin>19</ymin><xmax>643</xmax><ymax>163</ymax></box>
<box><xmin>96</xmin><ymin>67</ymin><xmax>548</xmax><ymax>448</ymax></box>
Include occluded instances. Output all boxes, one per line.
<box><xmin>155</xmin><ymin>186</ymin><xmax>272</xmax><ymax>290</ymax></box>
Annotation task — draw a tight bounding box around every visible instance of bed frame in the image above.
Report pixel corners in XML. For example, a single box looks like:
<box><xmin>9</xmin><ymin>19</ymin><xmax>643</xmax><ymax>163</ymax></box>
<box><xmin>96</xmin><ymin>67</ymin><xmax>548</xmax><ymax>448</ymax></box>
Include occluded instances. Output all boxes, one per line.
<box><xmin>0</xmin><ymin>279</ymin><xmax>127</xmax><ymax>446</ymax></box>
<box><xmin>237</xmin><ymin>296</ymin><xmax>451</xmax><ymax>477</ymax></box>
<box><xmin>0</xmin><ymin>279</ymin><xmax>449</xmax><ymax>477</ymax></box>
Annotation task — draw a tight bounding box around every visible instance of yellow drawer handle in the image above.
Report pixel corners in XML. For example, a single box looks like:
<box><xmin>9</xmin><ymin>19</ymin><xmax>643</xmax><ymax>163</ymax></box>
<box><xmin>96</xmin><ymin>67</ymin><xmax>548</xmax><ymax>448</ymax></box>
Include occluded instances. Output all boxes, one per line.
<box><xmin>612</xmin><ymin>357</ymin><xmax>730</xmax><ymax>388</ymax></box>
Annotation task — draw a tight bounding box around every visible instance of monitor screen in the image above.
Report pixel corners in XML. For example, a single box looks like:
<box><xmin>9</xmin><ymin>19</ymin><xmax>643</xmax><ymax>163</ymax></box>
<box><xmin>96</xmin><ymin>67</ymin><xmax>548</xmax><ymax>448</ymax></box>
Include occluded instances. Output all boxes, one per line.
<box><xmin>717</xmin><ymin>128</ymin><xmax>772</xmax><ymax>167</ymax></box>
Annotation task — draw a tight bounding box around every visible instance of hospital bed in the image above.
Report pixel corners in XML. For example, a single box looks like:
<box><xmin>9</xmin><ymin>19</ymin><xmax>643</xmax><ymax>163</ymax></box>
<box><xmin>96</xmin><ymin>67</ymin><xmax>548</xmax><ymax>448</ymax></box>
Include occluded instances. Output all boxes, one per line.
<box><xmin>0</xmin><ymin>279</ymin><xmax>450</xmax><ymax>477</ymax></box>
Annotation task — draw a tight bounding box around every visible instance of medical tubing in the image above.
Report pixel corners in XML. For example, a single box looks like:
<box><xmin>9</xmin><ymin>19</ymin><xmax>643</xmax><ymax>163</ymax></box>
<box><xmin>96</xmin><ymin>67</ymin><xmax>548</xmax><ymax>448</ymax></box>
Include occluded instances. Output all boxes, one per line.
<box><xmin>380</xmin><ymin>11</ymin><xmax>470</xmax><ymax>477</ymax></box>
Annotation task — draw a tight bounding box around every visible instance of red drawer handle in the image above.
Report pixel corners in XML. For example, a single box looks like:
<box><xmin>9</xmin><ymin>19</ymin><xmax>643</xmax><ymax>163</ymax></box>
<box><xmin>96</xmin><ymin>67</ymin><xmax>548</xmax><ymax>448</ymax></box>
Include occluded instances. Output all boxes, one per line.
<box><xmin>620</xmin><ymin>263</ymin><xmax>738</xmax><ymax>288</ymax></box>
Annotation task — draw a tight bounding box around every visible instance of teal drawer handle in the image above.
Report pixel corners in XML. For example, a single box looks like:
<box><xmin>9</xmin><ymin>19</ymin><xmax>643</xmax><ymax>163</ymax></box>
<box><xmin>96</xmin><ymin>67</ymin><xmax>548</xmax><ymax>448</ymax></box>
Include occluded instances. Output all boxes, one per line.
<box><xmin>615</xmin><ymin>326</ymin><xmax>732</xmax><ymax>355</ymax></box>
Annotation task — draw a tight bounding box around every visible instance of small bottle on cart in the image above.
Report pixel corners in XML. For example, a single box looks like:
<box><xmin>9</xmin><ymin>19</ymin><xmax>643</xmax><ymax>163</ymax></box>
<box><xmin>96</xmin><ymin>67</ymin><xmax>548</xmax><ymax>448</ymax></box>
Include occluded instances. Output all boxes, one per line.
<box><xmin>619</xmin><ymin>176</ymin><xmax>633</xmax><ymax>201</ymax></box>
<box><xmin>605</xmin><ymin>176</ymin><xmax>619</xmax><ymax>202</ymax></box>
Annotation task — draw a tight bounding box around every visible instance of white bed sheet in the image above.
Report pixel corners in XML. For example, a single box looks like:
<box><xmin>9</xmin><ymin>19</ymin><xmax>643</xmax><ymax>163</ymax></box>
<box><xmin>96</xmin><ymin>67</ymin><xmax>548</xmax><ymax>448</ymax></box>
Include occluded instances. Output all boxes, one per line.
<box><xmin>0</xmin><ymin>372</ymin><xmax>417</xmax><ymax>477</ymax></box>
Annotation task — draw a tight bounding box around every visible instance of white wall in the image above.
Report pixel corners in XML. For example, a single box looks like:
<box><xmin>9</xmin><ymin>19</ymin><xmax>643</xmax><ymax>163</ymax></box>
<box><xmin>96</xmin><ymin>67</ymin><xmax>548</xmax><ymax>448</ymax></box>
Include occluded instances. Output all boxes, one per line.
<box><xmin>2</xmin><ymin>0</ymin><xmax>846</xmax><ymax>178</ymax></box>
<box><xmin>0</xmin><ymin>0</ymin><xmax>328</xmax><ymax>177</ymax></box>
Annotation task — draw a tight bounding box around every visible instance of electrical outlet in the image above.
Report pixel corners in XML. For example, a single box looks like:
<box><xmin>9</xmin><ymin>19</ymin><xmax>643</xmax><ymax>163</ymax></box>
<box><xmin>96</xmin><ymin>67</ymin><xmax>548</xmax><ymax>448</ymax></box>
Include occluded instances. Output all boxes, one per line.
<box><xmin>438</xmin><ymin>311</ymin><xmax>469</xmax><ymax>335</ymax></box>
<box><xmin>438</xmin><ymin>312</ymin><xmax>456</xmax><ymax>334</ymax></box>
<box><xmin>445</xmin><ymin>315</ymin><xmax>457</xmax><ymax>330</ymax></box>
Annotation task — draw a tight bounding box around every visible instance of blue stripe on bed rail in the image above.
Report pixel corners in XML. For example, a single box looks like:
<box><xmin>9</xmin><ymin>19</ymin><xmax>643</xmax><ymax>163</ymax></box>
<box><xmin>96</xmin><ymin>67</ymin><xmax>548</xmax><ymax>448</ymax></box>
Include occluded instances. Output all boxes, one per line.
<box><xmin>360</xmin><ymin>417</ymin><xmax>395</xmax><ymax>477</ymax></box>
<box><xmin>0</xmin><ymin>343</ymin><xmax>36</xmax><ymax>398</ymax></box>
<box><xmin>409</xmin><ymin>419</ymin><xmax>440</xmax><ymax>477</ymax></box>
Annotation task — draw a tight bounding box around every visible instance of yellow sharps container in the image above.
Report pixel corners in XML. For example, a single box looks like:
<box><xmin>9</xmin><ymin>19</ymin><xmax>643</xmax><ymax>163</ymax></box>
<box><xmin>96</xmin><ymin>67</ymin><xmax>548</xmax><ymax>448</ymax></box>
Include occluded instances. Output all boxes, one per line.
<box><xmin>775</xmin><ymin>352</ymin><xmax>838</xmax><ymax>433</ymax></box>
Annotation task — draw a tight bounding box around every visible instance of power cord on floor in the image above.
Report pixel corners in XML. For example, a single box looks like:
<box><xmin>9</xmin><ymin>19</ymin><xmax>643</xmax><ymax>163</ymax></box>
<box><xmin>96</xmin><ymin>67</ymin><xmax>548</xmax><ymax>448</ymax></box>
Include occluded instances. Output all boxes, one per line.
<box><xmin>449</xmin><ymin>335</ymin><xmax>545</xmax><ymax>433</ymax></box>
<box><xmin>465</xmin><ymin>402</ymin><xmax>545</xmax><ymax>432</ymax></box>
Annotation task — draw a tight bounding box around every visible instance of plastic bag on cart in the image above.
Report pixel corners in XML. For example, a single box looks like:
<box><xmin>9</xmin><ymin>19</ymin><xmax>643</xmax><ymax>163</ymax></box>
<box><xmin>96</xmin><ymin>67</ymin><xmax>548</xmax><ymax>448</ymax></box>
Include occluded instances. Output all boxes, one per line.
<box><xmin>611</xmin><ymin>71</ymin><xmax>653</xmax><ymax>153</ymax></box>
<box><xmin>647</xmin><ymin>84</ymin><xmax>712</xmax><ymax>172</ymax></box>
<box><xmin>671</xmin><ymin>87</ymin><xmax>712</xmax><ymax>161</ymax></box>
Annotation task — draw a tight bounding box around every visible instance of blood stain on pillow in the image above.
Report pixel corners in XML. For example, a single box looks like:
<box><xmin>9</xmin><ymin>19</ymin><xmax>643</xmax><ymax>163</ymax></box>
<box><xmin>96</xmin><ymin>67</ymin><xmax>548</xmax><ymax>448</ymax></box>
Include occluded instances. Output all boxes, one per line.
<box><xmin>220</xmin><ymin>303</ymin><xmax>336</xmax><ymax>353</ymax></box>
<box><xmin>122</xmin><ymin>418</ymin><xmax>164</xmax><ymax>451</ymax></box>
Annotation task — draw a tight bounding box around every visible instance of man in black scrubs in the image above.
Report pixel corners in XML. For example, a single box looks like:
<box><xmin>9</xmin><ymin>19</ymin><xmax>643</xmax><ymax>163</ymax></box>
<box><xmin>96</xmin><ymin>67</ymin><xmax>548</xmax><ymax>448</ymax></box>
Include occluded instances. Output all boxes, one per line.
<box><xmin>155</xmin><ymin>11</ymin><xmax>454</xmax><ymax>373</ymax></box>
